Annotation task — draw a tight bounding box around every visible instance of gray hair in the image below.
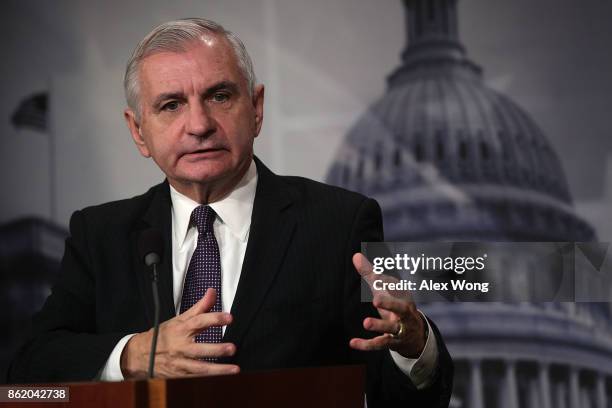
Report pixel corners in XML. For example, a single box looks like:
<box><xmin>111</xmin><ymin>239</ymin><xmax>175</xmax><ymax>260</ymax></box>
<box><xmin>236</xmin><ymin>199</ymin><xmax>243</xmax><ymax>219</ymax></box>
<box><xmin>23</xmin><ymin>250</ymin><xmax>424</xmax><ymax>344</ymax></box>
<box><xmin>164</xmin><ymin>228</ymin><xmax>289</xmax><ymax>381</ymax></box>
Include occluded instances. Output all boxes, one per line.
<box><xmin>124</xmin><ymin>18</ymin><xmax>257</xmax><ymax>119</ymax></box>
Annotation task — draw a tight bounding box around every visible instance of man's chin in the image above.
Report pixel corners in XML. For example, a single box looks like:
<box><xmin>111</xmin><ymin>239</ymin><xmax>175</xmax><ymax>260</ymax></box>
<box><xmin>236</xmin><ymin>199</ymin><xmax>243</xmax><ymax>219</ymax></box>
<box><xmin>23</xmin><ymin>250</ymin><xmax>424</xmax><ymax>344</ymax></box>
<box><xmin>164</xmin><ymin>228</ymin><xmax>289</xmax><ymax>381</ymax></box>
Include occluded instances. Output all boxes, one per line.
<box><xmin>174</xmin><ymin>165</ymin><xmax>236</xmax><ymax>185</ymax></box>
<box><xmin>170</xmin><ymin>156</ymin><xmax>252</xmax><ymax>188</ymax></box>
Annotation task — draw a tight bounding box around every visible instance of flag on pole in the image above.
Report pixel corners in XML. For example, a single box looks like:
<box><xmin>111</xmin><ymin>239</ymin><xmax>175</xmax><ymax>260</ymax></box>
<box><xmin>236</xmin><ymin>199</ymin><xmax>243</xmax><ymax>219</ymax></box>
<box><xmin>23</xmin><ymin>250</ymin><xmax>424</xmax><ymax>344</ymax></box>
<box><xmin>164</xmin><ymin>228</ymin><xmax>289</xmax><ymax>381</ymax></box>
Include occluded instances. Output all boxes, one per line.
<box><xmin>11</xmin><ymin>92</ymin><xmax>48</xmax><ymax>132</ymax></box>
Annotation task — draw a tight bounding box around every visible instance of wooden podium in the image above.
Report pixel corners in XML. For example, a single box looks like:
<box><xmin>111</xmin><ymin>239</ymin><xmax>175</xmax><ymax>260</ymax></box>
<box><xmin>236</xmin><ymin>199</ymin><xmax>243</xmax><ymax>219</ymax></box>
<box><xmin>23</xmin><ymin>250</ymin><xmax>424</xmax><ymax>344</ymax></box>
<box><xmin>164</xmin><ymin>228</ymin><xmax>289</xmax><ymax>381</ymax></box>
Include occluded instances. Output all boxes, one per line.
<box><xmin>5</xmin><ymin>365</ymin><xmax>365</xmax><ymax>408</ymax></box>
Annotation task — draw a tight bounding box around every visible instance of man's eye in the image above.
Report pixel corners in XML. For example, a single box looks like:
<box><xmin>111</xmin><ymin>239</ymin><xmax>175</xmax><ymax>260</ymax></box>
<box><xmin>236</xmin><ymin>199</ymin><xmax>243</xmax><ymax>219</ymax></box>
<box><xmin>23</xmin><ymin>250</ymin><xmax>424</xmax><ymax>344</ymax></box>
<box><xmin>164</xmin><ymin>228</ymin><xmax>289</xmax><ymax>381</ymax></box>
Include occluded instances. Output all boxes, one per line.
<box><xmin>212</xmin><ymin>92</ymin><xmax>230</xmax><ymax>103</ymax></box>
<box><xmin>162</xmin><ymin>101</ymin><xmax>180</xmax><ymax>111</ymax></box>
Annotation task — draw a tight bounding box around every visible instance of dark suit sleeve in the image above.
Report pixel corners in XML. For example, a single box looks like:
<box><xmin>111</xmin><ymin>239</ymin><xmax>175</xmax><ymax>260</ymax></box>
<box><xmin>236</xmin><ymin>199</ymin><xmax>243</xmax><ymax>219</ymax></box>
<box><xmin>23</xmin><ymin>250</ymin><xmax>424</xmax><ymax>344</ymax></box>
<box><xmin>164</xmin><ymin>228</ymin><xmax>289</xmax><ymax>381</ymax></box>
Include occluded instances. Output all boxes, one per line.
<box><xmin>342</xmin><ymin>198</ymin><xmax>454</xmax><ymax>407</ymax></box>
<box><xmin>8</xmin><ymin>210</ymin><xmax>129</xmax><ymax>383</ymax></box>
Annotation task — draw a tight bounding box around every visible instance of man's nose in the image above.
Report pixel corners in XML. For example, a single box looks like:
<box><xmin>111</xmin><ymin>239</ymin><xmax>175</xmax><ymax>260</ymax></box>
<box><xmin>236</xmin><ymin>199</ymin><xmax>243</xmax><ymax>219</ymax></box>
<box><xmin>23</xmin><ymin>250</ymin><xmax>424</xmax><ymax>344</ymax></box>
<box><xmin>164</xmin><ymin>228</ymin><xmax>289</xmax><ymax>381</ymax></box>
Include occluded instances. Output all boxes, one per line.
<box><xmin>185</xmin><ymin>102</ymin><xmax>215</xmax><ymax>137</ymax></box>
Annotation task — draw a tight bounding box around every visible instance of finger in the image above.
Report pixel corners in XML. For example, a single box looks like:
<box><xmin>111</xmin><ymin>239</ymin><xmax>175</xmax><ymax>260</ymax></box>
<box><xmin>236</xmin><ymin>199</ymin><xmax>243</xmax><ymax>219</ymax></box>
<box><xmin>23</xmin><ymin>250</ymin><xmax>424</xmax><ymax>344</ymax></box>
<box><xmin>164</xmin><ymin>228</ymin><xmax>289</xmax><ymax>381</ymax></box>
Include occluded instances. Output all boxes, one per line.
<box><xmin>184</xmin><ymin>342</ymin><xmax>236</xmax><ymax>359</ymax></box>
<box><xmin>363</xmin><ymin>317</ymin><xmax>398</xmax><ymax>335</ymax></box>
<box><xmin>181</xmin><ymin>367</ymin><xmax>240</xmax><ymax>378</ymax></box>
<box><xmin>182</xmin><ymin>288</ymin><xmax>217</xmax><ymax>318</ymax></box>
<box><xmin>373</xmin><ymin>294</ymin><xmax>416</xmax><ymax>317</ymax></box>
<box><xmin>200</xmin><ymin>362</ymin><xmax>241</xmax><ymax>376</ymax></box>
<box><xmin>185</xmin><ymin>312</ymin><xmax>233</xmax><ymax>334</ymax></box>
<box><xmin>349</xmin><ymin>335</ymin><xmax>394</xmax><ymax>352</ymax></box>
<box><xmin>161</xmin><ymin>357</ymin><xmax>240</xmax><ymax>377</ymax></box>
<box><xmin>352</xmin><ymin>253</ymin><xmax>378</xmax><ymax>287</ymax></box>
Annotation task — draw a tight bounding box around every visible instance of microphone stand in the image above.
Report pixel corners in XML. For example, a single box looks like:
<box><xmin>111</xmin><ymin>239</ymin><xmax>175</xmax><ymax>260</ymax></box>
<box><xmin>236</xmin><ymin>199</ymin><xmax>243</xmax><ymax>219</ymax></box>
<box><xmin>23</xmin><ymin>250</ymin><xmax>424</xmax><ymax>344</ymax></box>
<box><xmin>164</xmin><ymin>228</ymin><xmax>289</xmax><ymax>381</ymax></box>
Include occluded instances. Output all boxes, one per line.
<box><xmin>148</xmin><ymin>263</ymin><xmax>160</xmax><ymax>379</ymax></box>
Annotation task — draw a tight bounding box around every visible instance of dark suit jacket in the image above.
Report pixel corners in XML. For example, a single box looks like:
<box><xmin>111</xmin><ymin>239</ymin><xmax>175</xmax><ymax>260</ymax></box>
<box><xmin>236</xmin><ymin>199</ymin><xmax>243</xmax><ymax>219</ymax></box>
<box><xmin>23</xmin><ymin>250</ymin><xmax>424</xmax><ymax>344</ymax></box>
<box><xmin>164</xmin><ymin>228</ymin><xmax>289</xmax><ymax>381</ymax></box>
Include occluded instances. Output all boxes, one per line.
<box><xmin>9</xmin><ymin>158</ymin><xmax>453</xmax><ymax>407</ymax></box>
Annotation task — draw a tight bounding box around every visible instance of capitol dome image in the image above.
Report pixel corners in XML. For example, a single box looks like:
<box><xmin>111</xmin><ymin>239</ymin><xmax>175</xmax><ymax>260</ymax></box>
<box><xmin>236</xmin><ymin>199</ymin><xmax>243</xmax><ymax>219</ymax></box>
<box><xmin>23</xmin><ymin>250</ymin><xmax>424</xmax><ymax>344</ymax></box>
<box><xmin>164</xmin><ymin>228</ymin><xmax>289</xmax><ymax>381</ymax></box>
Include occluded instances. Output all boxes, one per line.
<box><xmin>327</xmin><ymin>0</ymin><xmax>612</xmax><ymax>407</ymax></box>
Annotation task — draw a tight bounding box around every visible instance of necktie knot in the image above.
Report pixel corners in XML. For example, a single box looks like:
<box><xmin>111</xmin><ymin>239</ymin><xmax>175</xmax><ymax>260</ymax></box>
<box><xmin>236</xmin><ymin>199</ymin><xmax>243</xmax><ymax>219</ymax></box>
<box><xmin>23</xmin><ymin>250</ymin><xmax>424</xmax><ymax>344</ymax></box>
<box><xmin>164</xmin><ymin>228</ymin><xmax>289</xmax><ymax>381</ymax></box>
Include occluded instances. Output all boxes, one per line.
<box><xmin>191</xmin><ymin>205</ymin><xmax>216</xmax><ymax>235</ymax></box>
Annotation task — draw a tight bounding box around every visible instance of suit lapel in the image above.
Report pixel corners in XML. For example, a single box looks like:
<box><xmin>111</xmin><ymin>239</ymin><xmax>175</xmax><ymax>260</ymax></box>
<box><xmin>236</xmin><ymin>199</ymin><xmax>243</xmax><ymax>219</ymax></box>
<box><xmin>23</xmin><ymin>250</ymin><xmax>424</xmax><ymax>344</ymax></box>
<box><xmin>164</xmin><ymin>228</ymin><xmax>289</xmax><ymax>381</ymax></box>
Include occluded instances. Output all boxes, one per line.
<box><xmin>223</xmin><ymin>158</ymin><xmax>297</xmax><ymax>348</ymax></box>
<box><xmin>130</xmin><ymin>181</ymin><xmax>176</xmax><ymax>326</ymax></box>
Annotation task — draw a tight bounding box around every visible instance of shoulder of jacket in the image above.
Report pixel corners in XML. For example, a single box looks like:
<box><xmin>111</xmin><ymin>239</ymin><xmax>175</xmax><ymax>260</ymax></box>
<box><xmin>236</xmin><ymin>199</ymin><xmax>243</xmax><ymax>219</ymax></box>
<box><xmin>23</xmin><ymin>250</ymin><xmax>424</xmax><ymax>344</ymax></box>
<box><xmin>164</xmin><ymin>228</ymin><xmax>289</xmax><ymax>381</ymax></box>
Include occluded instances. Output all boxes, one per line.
<box><xmin>72</xmin><ymin>182</ymin><xmax>165</xmax><ymax>228</ymax></box>
<box><xmin>278</xmin><ymin>175</ymin><xmax>370</xmax><ymax>205</ymax></box>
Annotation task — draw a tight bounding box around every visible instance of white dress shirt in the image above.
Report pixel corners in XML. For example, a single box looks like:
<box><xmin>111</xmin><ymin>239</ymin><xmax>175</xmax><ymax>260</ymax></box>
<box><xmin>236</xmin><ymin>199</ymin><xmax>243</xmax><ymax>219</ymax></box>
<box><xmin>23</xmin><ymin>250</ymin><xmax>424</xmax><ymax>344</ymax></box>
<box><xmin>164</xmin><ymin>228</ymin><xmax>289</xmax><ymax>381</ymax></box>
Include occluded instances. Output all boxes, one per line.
<box><xmin>99</xmin><ymin>160</ymin><xmax>438</xmax><ymax>388</ymax></box>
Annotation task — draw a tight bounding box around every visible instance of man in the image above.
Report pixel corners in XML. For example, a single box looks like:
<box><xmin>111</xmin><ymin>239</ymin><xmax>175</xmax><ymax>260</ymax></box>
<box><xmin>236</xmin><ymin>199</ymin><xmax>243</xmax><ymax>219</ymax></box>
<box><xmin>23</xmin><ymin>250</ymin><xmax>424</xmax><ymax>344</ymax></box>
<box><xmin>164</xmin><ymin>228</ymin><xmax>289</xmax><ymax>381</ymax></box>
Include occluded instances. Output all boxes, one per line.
<box><xmin>9</xmin><ymin>18</ymin><xmax>452</xmax><ymax>406</ymax></box>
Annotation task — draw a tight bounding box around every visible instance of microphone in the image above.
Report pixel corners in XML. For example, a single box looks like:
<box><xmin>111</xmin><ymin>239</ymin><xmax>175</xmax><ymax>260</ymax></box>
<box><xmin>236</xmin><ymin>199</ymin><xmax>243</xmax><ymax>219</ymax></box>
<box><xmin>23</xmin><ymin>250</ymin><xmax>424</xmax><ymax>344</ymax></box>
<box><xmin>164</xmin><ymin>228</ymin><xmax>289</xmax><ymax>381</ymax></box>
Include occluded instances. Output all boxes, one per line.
<box><xmin>137</xmin><ymin>228</ymin><xmax>164</xmax><ymax>379</ymax></box>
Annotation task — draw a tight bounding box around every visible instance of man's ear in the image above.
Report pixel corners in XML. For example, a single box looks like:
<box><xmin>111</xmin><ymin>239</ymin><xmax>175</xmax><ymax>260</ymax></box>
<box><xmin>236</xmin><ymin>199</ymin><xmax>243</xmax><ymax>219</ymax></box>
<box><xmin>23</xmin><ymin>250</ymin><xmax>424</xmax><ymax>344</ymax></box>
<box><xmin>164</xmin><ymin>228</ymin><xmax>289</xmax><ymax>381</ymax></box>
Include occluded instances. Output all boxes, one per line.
<box><xmin>252</xmin><ymin>84</ymin><xmax>265</xmax><ymax>138</ymax></box>
<box><xmin>124</xmin><ymin>108</ymin><xmax>151</xmax><ymax>158</ymax></box>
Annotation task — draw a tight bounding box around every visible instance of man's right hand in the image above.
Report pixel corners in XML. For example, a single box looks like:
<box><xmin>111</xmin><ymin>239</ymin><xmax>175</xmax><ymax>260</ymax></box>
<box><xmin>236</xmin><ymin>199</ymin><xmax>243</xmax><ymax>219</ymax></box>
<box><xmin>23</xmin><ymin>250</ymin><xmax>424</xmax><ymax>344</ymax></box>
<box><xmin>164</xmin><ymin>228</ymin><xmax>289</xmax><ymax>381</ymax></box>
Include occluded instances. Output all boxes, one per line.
<box><xmin>120</xmin><ymin>288</ymin><xmax>239</xmax><ymax>379</ymax></box>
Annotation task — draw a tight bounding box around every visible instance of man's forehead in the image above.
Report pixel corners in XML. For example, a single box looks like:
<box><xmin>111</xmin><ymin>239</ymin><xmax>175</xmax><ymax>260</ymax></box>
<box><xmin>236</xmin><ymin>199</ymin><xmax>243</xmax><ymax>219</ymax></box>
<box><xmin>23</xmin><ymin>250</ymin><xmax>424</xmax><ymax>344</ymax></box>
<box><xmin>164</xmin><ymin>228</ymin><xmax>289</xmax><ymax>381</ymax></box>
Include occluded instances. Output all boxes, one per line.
<box><xmin>140</xmin><ymin>37</ymin><xmax>232</xmax><ymax>73</ymax></box>
<box><xmin>138</xmin><ymin>38</ymin><xmax>242</xmax><ymax>94</ymax></box>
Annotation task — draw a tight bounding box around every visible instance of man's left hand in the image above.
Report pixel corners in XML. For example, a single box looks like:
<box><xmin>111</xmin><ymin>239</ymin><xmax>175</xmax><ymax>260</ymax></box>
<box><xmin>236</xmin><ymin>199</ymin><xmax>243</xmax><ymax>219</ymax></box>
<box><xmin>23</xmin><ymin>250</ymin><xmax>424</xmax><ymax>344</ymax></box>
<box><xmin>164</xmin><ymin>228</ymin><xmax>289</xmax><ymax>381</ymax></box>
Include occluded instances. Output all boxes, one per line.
<box><xmin>349</xmin><ymin>253</ymin><xmax>426</xmax><ymax>359</ymax></box>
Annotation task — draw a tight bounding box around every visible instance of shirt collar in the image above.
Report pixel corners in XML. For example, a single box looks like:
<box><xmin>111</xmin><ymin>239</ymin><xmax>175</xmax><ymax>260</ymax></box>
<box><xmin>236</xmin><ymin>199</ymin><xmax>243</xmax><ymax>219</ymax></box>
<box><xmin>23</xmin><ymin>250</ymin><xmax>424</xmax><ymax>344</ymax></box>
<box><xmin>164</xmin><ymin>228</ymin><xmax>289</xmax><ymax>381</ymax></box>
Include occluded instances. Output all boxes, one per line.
<box><xmin>170</xmin><ymin>160</ymin><xmax>258</xmax><ymax>248</ymax></box>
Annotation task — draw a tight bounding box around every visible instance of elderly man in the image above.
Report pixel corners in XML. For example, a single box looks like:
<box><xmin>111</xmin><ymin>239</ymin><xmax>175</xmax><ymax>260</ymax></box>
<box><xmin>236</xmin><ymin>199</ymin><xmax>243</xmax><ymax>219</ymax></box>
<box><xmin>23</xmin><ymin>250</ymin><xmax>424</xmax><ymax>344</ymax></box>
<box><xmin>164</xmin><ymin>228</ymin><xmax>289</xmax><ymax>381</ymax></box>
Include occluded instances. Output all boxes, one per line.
<box><xmin>9</xmin><ymin>18</ymin><xmax>452</xmax><ymax>406</ymax></box>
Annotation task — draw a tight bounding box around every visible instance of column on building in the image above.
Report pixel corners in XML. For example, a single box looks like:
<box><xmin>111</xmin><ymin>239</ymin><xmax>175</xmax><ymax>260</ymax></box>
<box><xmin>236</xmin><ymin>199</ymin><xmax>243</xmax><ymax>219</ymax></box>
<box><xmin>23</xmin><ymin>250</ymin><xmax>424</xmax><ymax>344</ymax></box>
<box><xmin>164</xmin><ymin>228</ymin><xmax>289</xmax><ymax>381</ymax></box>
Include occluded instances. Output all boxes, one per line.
<box><xmin>554</xmin><ymin>381</ymin><xmax>568</xmax><ymax>408</ymax></box>
<box><xmin>500</xmin><ymin>360</ymin><xmax>519</xmax><ymax>408</ymax></box>
<box><xmin>538</xmin><ymin>363</ymin><xmax>552</xmax><ymax>408</ymax></box>
<box><xmin>569</xmin><ymin>367</ymin><xmax>581</xmax><ymax>408</ymax></box>
<box><xmin>469</xmin><ymin>359</ymin><xmax>484</xmax><ymax>408</ymax></box>
<box><xmin>596</xmin><ymin>373</ymin><xmax>607</xmax><ymax>408</ymax></box>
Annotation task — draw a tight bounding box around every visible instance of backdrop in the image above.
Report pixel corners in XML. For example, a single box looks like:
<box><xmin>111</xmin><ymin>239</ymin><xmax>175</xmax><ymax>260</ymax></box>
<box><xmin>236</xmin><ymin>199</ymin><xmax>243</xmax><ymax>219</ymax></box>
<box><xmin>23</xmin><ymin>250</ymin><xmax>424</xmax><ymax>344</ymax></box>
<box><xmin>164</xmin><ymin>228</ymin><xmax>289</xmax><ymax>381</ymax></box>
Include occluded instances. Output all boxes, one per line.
<box><xmin>1</xmin><ymin>1</ymin><xmax>611</xmax><ymax>407</ymax></box>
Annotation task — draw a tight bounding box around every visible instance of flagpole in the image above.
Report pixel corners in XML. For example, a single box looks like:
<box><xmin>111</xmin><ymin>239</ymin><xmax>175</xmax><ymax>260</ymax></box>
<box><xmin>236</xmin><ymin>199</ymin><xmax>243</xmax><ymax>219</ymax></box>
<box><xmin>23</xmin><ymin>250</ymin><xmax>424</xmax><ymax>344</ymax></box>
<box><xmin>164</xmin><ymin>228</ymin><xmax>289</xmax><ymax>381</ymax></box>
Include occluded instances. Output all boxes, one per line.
<box><xmin>48</xmin><ymin>81</ymin><xmax>56</xmax><ymax>223</ymax></box>
<box><xmin>49</xmin><ymin>119</ymin><xmax>56</xmax><ymax>222</ymax></box>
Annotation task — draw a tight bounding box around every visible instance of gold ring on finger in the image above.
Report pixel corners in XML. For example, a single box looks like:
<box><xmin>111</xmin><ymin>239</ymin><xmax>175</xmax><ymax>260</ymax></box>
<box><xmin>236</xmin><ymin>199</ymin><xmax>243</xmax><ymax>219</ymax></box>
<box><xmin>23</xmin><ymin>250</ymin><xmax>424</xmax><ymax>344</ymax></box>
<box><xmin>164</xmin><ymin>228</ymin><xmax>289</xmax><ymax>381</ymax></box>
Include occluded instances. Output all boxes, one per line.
<box><xmin>391</xmin><ymin>321</ymin><xmax>406</xmax><ymax>339</ymax></box>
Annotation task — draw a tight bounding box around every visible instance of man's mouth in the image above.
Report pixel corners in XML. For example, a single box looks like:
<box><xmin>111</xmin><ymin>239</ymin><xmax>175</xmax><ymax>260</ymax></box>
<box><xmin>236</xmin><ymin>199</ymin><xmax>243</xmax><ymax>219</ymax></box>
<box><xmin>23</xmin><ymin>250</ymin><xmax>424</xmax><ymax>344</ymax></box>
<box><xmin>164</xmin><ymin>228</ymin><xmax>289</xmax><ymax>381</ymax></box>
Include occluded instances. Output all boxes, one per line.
<box><xmin>182</xmin><ymin>148</ymin><xmax>226</xmax><ymax>159</ymax></box>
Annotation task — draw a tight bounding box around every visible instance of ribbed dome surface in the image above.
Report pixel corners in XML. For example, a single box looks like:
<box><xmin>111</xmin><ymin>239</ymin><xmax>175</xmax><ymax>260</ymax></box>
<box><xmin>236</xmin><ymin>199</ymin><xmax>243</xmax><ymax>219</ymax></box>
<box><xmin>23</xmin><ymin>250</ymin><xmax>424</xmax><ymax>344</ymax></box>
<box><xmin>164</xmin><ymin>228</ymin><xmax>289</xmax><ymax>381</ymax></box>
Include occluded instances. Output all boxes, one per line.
<box><xmin>329</xmin><ymin>73</ymin><xmax>571</xmax><ymax>202</ymax></box>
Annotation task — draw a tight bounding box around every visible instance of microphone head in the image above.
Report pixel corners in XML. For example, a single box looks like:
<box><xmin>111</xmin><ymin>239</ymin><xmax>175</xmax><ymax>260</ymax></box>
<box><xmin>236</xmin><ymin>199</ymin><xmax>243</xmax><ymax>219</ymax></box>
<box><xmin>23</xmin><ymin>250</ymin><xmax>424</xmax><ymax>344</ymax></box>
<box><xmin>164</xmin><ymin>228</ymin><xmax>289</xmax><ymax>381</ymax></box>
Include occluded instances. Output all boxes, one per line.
<box><xmin>138</xmin><ymin>228</ymin><xmax>164</xmax><ymax>267</ymax></box>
